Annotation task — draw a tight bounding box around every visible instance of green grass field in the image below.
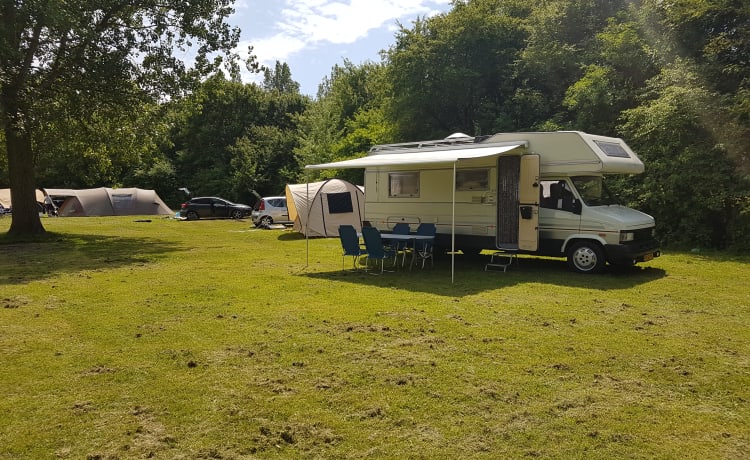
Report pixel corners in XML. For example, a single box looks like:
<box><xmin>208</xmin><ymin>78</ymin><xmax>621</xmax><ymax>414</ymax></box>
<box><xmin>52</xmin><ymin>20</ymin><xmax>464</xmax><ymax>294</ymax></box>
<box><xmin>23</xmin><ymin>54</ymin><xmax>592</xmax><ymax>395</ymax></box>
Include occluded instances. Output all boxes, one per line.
<box><xmin>0</xmin><ymin>216</ymin><xmax>748</xmax><ymax>459</ymax></box>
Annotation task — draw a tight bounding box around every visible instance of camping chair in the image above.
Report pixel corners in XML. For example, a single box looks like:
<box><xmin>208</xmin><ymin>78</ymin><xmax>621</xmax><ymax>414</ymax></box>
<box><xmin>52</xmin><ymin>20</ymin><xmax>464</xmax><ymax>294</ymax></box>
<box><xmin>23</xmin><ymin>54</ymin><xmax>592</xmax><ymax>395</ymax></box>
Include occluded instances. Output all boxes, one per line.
<box><xmin>361</xmin><ymin>226</ymin><xmax>397</xmax><ymax>274</ymax></box>
<box><xmin>414</xmin><ymin>223</ymin><xmax>436</xmax><ymax>269</ymax></box>
<box><xmin>339</xmin><ymin>225</ymin><xmax>367</xmax><ymax>271</ymax></box>
<box><xmin>391</xmin><ymin>222</ymin><xmax>411</xmax><ymax>266</ymax></box>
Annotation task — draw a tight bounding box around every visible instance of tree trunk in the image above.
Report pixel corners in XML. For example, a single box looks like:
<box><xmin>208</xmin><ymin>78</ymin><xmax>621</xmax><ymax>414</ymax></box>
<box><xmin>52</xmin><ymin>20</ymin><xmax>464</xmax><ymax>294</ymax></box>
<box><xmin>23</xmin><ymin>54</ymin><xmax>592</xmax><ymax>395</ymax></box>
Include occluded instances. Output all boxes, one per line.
<box><xmin>5</xmin><ymin>125</ymin><xmax>45</xmax><ymax>236</ymax></box>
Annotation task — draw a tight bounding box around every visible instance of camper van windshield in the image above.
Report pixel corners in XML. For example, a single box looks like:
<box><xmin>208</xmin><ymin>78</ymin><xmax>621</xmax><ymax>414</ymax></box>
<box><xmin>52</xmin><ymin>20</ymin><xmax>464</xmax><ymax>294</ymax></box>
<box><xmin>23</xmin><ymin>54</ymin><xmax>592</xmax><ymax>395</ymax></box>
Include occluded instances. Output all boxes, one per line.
<box><xmin>571</xmin><ymin>176</ymin><xmax>617</xmax><ymax>206</ymax></box>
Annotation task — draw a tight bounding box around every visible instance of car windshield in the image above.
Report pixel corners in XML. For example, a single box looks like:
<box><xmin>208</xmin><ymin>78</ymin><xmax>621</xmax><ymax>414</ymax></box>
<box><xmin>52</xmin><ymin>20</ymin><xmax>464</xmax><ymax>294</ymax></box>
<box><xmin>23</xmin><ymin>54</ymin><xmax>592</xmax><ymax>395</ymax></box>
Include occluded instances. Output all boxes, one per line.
<box><xmin>571</xmin><ymin>176</ymin><xmax>617</xmax><ymax>206</ymax></box>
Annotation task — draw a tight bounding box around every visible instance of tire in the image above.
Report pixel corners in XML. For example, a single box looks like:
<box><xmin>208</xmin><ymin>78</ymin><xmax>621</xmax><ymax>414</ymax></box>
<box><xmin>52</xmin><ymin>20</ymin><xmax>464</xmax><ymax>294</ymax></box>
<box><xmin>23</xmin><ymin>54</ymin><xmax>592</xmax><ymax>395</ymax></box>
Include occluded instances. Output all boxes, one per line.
<box><xmin>185</xmin><ymin>210</ymin><xmax>199</xmax><ymax>221</ymax></box>
<box><xmin>231</xmin><ymin>209</ymin><xmax>244</xmax><ymax>219</ymax></box>
<box><xmin>566</xmin><ymin>241</ymin><xmax>605</xmax><ymax>274</ymax></box>
<box><xmin>258</xmin><ymin>215</ymin><xmax>273</xmax><ymax>228</ymax></box>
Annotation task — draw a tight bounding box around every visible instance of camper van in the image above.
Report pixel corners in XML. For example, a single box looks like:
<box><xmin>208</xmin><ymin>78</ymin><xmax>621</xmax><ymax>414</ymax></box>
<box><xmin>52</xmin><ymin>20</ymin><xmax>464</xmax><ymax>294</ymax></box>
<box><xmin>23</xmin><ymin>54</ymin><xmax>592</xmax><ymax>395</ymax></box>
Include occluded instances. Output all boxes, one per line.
<box><xmin>306</xmin><ymin>131</ymin><xmax>660</xmax><ymax>273</ymax></box>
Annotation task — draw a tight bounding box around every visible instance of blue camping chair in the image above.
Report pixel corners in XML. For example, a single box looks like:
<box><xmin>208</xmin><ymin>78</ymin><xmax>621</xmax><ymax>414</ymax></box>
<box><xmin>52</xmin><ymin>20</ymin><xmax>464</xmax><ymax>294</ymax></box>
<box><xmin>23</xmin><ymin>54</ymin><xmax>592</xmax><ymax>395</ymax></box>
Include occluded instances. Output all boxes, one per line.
<box><xmin>339</xmin><ymin>225</ymin><xmax>367</xmax><ymax>271</ymax></box>
<box><xmin>391</xmin><ymin>222</ymin><xmax>411</xmax><ymax>266</ymax></box>
<box><xmin>361</xmin><ymin>226</ymin><xmax>397</xmax><ymax>274</ymax></box>
<box><xmin>414</xmin><ymin>223</ymin><xmax>436</xmax><ymax>269</ymax></box>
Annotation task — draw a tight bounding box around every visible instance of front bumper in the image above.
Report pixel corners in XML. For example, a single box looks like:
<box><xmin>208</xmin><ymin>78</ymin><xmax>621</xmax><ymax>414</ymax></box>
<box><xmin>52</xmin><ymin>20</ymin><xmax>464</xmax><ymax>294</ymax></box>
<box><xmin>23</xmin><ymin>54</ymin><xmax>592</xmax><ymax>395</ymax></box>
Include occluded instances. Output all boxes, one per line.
<box><xmin>604</xmin><ymin>238</ymin><xmax>661</xmax><ymax>265</ymax></box>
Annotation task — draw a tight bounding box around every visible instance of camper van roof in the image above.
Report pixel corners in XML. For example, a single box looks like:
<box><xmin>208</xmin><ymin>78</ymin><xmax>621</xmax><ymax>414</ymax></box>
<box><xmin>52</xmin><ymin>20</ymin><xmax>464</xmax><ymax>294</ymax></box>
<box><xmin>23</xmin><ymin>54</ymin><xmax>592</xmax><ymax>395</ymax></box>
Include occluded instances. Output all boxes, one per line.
<box><xmin>306</xmin><ymin>131</ymin><xmax>643</xmax><ymax>174</ymax></box>
<box><xmin>368</xmin><ymin>134</ymin><xmax>480</xmax><ymax>153</ymax></box>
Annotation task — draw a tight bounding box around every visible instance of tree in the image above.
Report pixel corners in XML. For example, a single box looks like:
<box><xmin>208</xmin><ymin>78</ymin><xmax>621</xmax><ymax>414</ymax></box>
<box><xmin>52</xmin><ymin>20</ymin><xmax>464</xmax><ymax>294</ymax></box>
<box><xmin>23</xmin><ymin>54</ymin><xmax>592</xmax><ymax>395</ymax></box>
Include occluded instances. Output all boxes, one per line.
<box><xmin>169</xmin><ymin>73</ymin><xmax>307</xmax><ymax>203</ymax></box>
<box><xmin>563</xmin><ymin>18</ymin><xmax>659</xmax><ymax>135</ymax></box>
<box><xmin>385</xmin><ymin>0</ymin><xmax>528</xmax><ymax>139</ymax></box>
<box><xmin>0</xmin><ymin>1</ymin><xmax>247</xmax><ymax>236</ymax></box>
<box><xmin>263</xmin><ymin>61</ymin><xmax>300</xmax><ymax>94</ymax></box>
<box><xmin>296</xmin><ymin>60</ymin><xmax>392</xmax><ymax>182</ymax></box>
<box><xmin>619</xmin><ymin>60</ymin><xmax>748</xmax><ymax>248</ymax></box>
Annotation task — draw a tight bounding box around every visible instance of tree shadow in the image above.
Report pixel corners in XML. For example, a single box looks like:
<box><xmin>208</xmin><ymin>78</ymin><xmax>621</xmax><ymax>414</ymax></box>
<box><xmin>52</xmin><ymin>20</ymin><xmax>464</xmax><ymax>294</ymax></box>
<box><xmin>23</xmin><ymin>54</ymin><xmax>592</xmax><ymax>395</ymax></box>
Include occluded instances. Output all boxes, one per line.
<box><xmin>0</xmin><ymin>232</ymin><xmax>181</xmax><ymax>285</ymax></box>
<box><xmin>299</xmin><ymin>252</ymin><xmax>667</xmax><ymax>297</ymax></box>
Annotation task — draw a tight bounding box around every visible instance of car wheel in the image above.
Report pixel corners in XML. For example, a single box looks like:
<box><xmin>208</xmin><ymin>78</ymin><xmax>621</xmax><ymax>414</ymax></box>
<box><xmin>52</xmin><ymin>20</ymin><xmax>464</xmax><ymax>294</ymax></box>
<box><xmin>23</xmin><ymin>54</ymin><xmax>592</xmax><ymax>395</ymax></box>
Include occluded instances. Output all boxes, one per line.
<box><xmin>186</xmin><ymin>210</ymin><xmax>199</xmax><ymax>221</ymax></box>
<box><xmin>259</xmin><ymin>215</ymin><xmax>273</xmax><ymax>227</ymax></box>
<box><xmin>231</xmin><ymin>209</ymin><xmax>244</xmax><ymax>219</ymax></box>
<box><xmin>566</xmin><ymin>241</ymin><xmax>605</xmax><ymax>274</ymax></box>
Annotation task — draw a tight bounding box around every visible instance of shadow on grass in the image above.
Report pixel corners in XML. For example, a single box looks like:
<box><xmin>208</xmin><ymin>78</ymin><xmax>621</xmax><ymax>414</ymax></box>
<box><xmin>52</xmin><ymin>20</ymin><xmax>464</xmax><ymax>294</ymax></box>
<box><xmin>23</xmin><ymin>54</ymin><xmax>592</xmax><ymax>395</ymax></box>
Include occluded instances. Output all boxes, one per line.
<box><xmin>0</xmin><ymin>232</ymin><xmax>181</xmax><ymax>285</ymax></box>
<box><xmin>299</xmin><ymin>252</ymin><xmax>667</xmax><ymax>296</ymax></box>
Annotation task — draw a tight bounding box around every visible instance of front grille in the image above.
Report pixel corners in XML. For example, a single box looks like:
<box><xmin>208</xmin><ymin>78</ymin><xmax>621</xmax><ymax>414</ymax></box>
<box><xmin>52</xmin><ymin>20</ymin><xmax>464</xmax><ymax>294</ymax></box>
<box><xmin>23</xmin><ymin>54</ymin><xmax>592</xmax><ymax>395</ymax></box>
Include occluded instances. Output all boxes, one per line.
<box><xmin>625</xmin><ymin>227</ymin><xmax>659</xmax><ymax>252</ymax></box>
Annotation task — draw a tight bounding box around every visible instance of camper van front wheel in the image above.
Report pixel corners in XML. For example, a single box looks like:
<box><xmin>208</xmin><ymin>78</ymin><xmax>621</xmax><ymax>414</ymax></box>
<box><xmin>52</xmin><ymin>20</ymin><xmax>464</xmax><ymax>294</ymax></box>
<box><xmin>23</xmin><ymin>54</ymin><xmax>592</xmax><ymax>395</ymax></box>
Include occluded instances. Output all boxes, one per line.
<box><xmin>567</xmin><ymin>242</ymin><xmax>605</xmax><ymax>274</ymax></box>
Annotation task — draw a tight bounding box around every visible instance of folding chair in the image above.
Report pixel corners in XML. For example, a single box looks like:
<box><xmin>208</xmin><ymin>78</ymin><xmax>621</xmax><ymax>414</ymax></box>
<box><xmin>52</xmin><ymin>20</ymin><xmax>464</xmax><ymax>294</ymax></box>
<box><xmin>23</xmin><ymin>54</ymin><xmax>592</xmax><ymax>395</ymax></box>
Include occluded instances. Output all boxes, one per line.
<box><xmin>361</xmin><ymin>227</ymin><xmax>397</xmax><ymax>274</ymax></box>
<box><xmin>338</xmin><ymin>225</ymin><xmax>367</xmax><ymax>271</ymax></box>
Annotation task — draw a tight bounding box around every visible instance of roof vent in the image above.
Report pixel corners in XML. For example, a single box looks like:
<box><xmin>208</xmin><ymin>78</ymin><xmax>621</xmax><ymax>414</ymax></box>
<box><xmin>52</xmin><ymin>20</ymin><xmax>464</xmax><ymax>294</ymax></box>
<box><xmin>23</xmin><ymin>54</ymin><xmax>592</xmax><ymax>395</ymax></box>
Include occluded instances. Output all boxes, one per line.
<box><xmin>446</xmin><ymin>132</ymin><xmax>472</xmax><ymax>140</ymax></box>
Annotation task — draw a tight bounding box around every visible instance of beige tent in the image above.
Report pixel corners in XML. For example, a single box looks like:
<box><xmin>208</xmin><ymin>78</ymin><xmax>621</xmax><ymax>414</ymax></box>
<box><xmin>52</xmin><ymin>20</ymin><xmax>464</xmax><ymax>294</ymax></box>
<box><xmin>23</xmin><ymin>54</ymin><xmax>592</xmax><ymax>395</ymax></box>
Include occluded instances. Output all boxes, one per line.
<box><xmin>0</xmin><ymin>189</ymin><xmax>45</xmax><ymax>208</ymax></box>
<box><xmin>285</xmin><ymin>179</ymin><xmax>365</xmax><ymax>237</ymax></box>
<box><xmin>44</xmin><ymin>187</ymin><xmax>173</xmax><ymax>217</ymax></box>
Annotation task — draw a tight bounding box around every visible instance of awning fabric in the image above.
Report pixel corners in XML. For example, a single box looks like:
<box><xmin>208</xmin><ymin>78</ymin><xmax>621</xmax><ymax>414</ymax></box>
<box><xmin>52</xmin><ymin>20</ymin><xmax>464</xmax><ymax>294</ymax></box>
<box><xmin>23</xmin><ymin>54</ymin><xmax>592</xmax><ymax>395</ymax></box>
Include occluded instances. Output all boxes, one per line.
<box><xmin>305</xmin><ymin>144</ymin><xmax>524</xmax><ymax>169</ymax></box>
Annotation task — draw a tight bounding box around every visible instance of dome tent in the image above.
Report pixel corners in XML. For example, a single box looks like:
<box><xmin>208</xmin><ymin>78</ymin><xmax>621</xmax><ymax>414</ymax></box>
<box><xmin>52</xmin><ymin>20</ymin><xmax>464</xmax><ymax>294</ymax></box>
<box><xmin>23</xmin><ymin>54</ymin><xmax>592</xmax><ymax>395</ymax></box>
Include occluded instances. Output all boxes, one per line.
<box><xmin>285</xmin><ymin>179</ymin><xmax>365</xmax><ymax>237</ymax></box>
<box><xmin>44</xmin><ymin>187</ymin><xmax>173</xmax><ymax>217</ymax></box>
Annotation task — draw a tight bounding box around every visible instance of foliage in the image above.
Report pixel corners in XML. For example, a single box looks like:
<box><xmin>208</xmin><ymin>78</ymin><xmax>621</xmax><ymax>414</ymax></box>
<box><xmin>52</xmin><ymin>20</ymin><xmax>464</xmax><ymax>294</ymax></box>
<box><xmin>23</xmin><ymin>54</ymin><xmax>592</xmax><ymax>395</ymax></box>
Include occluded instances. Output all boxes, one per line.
<box><xmin>619</xmin><ymin>61</ymin><xmax>749</xmax><ymax>249</ymax></box>
<box><xmin>169</xmin><ymin>75</ymin><xmax>307</xmax><ymax>203</ymax></box>
<box><xmin>385</xmin><ymin>0</ymin><xmax>528</xmax><ymax>139</ymax></box>
<box><xmin>296</xmin><ymin>60</ymin><xmax>393</xmax><ymax>183</ymax></box>
<box><xmin>34</xmin><ymin>94</ymin><xmax>171</xmax><ymax>190</ymax></box>
<box><xmin>263</xmin><ymin>61</ymin><xmax>301</xmax><ymax>94</ymax></box>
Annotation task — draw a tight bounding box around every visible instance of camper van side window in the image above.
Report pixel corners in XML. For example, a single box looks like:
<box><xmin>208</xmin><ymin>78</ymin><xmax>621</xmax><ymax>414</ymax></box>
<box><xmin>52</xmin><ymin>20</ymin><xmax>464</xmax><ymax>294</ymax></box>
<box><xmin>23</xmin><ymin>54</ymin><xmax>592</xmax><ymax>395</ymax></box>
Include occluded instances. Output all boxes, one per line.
<box><xmin>389</xmin><ymin>172</ymin><xmax>419</xmax><ymax>198</ymax></box>
<box><xmin>456</xmin><ymin>168</ymin><xmax>489</xmax><ymax>191</ymax></box>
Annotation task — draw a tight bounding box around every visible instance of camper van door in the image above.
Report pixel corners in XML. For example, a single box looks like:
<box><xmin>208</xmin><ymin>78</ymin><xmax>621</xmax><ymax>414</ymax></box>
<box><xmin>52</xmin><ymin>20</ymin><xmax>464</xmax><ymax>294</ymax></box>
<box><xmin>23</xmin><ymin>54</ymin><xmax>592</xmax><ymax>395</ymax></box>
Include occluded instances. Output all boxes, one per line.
<box><xmin>518</xmin><ymin>155</ymin><xmax>540</xmax><ymax>251</ymax></box>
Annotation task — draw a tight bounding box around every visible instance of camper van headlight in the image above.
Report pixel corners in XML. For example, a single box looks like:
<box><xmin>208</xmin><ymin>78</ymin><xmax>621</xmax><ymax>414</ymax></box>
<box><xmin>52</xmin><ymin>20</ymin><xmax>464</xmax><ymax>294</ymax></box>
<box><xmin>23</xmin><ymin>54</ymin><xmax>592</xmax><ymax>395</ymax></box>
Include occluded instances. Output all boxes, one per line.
<box><xmin>620</xmin><ymin>231</ymin><xmax>635</xmax><ymax>243</ymax></box>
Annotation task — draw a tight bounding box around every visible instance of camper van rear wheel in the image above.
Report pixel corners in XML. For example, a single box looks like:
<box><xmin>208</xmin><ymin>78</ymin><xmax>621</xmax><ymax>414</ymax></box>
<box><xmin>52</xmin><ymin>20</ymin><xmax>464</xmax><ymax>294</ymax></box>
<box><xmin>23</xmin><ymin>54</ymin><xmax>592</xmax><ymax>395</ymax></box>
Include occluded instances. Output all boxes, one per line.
<box><xmin>567</xmin><ymin>241</ymin><xmax>605</xmax><ymax>274</ymax></box>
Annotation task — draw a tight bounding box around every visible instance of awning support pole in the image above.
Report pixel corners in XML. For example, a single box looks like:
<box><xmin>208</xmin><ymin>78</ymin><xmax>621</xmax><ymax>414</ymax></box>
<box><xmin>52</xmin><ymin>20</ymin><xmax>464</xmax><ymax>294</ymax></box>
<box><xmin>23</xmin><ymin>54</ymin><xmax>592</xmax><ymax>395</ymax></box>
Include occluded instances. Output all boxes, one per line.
<box><xmin>305</xmin><ymin>174</ymin><xmax>309</xmax><ymax>267</ymax></box>
<box><xmin>451</xmin><ymin>163</ymin><xmax>456</xmax><ymax>284</ymax></box>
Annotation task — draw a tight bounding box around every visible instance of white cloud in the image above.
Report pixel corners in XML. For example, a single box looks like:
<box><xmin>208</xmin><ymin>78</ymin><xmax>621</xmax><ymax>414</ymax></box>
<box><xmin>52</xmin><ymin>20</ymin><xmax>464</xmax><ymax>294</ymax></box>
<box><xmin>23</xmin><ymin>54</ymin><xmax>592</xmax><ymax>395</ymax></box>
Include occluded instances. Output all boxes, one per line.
<box><xmin>232</xmin><ymin>0</ymin><xmax>451</xmax><ymax>93</ymax></box>
<box><xmin>239</xmin><ymin>34</ymin><xmax>307</xmax><ymax>65</ymax></box>
<box><xmin>244</xmin><ymin>0</ymin><xmax>449</xmax><ymax>65</ymax></box>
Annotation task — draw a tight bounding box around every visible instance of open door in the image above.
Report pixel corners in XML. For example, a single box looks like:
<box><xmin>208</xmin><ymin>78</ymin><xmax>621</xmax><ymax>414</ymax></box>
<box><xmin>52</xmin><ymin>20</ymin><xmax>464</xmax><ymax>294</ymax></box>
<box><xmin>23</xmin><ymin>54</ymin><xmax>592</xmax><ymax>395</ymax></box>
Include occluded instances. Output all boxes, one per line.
<box><xmin>518</xmin><ymin>154</ymin><xmax>540</xmax><ymax>251</ymax></box>
<box><xmin>496</xmin><ymin>154</ymin><xmax>539</xmax><ymax>251</ymax></box>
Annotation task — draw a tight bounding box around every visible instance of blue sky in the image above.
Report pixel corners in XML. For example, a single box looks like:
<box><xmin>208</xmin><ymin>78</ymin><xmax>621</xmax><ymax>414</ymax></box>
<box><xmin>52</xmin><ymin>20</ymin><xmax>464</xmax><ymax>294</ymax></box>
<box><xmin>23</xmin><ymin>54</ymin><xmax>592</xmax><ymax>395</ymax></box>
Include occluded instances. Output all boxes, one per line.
<box><xmin>229</xmin><ymin>0</ymin><xmax>452</xmax><ymax>97</ymax></box>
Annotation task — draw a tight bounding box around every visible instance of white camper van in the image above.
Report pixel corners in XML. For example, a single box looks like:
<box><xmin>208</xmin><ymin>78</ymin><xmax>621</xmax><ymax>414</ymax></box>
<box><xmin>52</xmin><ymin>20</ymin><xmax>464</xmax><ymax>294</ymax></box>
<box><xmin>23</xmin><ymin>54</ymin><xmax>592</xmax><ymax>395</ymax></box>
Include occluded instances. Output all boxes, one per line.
<box><xmin>307</xmin><ymin>131</ymin><xmax>660</xmax><ymax>273</ymax></box>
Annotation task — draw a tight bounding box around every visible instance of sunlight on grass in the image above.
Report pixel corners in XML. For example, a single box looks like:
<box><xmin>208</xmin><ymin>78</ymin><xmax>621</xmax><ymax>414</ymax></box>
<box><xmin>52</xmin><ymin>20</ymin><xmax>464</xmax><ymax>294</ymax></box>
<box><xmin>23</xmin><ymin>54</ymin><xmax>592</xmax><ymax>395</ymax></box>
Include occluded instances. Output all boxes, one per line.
<box><xmin>0</xmin><ymin>216</ymin><xmax>748</xmax><ymax>458</ymax></box>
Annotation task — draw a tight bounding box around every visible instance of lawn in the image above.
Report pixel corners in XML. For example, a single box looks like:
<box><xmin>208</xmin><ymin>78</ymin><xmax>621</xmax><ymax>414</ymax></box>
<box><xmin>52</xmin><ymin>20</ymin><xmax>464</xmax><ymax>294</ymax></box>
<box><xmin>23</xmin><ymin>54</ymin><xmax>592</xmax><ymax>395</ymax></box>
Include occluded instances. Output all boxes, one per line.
<box><xmin>0</xmin><ymin>216</ymin><xmax>748</xmax><ymax>459</ymax></box>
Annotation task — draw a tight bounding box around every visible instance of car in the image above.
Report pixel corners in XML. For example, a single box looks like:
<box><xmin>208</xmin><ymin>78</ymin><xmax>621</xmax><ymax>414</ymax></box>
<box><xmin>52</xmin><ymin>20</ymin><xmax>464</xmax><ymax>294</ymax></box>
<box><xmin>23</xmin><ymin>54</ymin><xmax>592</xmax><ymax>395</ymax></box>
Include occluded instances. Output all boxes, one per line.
<box><xmin>180</xmin><ymin>197</ymin><xmax>252</xmax><ymax>220</ymax></box>
<box><xmin>252</xmin><ymin>196</ymin><xmax>291</xmax><ymax>227</ymax></box>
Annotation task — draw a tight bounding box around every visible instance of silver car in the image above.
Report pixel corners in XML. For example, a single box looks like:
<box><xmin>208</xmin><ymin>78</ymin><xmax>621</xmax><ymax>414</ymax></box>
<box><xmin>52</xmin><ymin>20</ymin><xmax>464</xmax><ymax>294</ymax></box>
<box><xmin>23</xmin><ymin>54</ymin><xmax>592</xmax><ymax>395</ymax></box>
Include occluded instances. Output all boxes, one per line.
<box><xmin>252</xmin><ymin>196</ymin><xmax>291</xmax><ymax>227</ymax></box>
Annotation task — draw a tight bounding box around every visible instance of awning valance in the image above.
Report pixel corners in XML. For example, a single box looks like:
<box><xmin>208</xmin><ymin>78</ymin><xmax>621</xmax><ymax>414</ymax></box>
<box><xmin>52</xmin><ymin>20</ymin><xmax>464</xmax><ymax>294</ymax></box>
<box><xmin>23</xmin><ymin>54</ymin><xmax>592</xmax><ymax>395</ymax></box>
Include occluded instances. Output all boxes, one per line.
<box><xmin>305</xmin><ymin>143</ymin><xmax>525</xmax><ymax>170</ymax></box>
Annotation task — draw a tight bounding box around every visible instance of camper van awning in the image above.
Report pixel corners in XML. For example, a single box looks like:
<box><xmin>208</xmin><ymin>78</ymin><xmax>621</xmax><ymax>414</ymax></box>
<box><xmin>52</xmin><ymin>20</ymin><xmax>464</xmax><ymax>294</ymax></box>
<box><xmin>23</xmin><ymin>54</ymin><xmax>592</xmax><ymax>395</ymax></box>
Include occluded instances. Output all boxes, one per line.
<box><xmin>305</xmin><ymin>144</ymin><xmax>525</xmax><ymax>169</ymax></box>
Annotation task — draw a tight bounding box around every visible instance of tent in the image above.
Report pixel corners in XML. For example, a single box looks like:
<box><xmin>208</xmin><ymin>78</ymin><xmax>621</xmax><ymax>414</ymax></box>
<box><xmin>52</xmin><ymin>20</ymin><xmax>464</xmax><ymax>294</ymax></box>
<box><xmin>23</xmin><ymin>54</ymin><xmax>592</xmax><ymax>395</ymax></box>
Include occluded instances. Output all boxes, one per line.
<box><xmin>0</xmin><ymin>189</ymin><xmax>45</xmax><ymax>208</ymax></box>
<box><xmin>285</xmin><ymin>179</ymin><xmax>365</xmax><ymax>237</ymax></box>
<box><xmin>44</xmin><ymin>187</ymin><xmax>173</xmax><ymax>217</ymax></box>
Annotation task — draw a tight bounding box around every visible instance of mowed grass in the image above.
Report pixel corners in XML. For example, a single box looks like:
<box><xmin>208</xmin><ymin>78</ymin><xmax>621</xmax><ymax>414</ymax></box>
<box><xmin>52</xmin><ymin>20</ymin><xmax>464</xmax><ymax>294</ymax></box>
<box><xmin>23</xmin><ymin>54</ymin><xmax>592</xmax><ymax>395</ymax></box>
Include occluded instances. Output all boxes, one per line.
<box><xmin>0</xmin><ymin>216</ymin><xmax>748</xmax><ymax>459</ymax></box>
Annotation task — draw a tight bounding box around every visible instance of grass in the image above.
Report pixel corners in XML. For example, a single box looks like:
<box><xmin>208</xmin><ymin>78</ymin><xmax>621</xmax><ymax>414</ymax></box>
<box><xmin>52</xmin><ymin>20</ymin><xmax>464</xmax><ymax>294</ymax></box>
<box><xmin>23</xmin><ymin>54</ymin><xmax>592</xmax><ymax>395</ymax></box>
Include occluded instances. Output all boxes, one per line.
<box><xmin>0</xmin><ymin>215</ymin><xmax>748</xmax><ymax>459</ymax></box>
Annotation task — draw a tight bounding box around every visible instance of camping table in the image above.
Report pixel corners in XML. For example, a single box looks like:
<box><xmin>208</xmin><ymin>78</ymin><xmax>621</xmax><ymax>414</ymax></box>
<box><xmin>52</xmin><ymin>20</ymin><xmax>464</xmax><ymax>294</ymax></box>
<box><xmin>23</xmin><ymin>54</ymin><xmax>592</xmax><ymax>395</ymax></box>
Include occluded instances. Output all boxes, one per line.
<box><xmin>380</xmin><ymin>233</ymin><xmax>435</xmax><ymax>270</ymax></box>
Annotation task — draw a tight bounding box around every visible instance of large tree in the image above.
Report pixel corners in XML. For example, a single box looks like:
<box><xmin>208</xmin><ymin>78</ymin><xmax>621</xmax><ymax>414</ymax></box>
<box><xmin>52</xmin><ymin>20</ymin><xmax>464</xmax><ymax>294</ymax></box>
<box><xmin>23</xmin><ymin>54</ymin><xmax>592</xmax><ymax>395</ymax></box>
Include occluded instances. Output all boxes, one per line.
<box><xmin>0</xmin><ymin>1</ymin><xmax>247</xmax><ymax>236</ymax></box>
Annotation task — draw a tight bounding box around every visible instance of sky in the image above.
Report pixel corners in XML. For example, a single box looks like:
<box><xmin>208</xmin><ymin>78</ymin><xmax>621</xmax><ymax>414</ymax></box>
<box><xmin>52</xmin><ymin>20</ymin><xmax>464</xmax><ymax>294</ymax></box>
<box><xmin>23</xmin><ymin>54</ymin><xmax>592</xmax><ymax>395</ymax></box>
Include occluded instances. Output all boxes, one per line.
<box><xmin>229</xmin><ymin>0</ymin><xmax>453</xmax><ymax>97</ymax></box>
